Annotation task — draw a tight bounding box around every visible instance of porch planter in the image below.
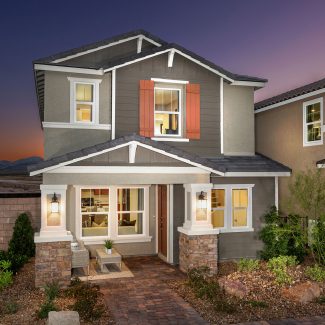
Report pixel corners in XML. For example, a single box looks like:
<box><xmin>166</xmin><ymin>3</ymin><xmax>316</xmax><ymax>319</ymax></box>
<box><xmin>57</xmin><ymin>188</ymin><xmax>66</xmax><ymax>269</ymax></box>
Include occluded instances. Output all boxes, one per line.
<box><xmin>105</xmin><ymin>248</ymin><xmax>112</xmax><ymax>254</ymax></box>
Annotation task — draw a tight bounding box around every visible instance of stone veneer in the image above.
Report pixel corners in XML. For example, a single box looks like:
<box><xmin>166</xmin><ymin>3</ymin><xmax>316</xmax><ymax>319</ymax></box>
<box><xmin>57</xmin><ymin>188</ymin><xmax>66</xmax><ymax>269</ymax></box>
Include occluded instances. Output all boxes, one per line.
<box><xmin>35</xmin><ymin>241</ymin><xmax>71</xmax><ymax>288</ymax></box>
<box><xmin>179</xmin><ymin>232</ymin><xmax>218</xmax><ymax>274</ymax></box>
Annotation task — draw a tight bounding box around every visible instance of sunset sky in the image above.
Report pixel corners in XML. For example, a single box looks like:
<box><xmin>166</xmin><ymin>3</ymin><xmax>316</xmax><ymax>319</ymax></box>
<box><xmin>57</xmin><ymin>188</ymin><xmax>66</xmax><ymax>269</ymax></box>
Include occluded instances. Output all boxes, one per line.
<box><xmin>1</xmin><ymin>0</ymin><xmax>325</xmax><ymax>160</ymax></box>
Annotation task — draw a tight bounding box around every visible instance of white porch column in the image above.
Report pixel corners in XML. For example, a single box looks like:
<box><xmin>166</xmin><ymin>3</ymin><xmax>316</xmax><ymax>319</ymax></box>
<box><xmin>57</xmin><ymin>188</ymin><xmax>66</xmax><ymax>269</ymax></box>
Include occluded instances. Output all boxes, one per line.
<box><xmin>178</xmin><ymin>183</ymin><xmax>219</xmax><ymax>235</ymax></box>
<box><xmin>37</xmin><ymin>184</ymin><xmax>72</xmax><ymax>240</ymax></box>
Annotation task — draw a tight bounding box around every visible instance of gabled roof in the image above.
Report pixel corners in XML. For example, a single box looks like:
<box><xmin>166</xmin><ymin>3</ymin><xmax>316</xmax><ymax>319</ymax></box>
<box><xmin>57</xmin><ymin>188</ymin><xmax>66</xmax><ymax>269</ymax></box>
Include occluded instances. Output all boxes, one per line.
<box><xmin>255</xmin><ymin>77</ymin><xmax>325</xmax><ymax>112</ymax></box>
<box><xmin>316</xmin><ymin>158</ymin><xmax>325</xmax><ymax>168</ymax></box>
<box><xmin>33</xmin><ymin>29</ymin><xmax>166</xmax><ymax>64</ymax></box>
<box><xmin>28</xmin><ymin>134</ymin><xmax>291</xmax><ymax>176</ymax></box>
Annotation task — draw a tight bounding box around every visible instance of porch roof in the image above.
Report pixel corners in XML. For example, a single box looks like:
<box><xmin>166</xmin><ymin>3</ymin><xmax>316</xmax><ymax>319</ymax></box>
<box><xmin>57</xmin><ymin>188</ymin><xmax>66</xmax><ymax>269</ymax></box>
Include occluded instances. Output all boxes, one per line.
<box><xmin>28</xmin><ymin>134</ymin><xmax>291</xmax><ymax>176</ymax></box>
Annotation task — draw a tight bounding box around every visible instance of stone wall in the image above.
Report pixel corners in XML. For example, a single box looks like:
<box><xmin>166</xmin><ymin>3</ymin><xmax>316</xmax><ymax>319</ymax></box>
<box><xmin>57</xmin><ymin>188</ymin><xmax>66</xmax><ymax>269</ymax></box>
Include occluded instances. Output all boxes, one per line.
<box><xmin>35</xmin><ymin>241</ymin><xmax>71</xmax><ymax>288</ymax></box>
<box><xmin>0</xmin><ymin>196</ymin><xmax>41</xmax><ymax>250</ymax></box>
<box><xmin>179</xmin><ymin>232</ymin><xmax>218</xmax><ymax>274</ymax></box>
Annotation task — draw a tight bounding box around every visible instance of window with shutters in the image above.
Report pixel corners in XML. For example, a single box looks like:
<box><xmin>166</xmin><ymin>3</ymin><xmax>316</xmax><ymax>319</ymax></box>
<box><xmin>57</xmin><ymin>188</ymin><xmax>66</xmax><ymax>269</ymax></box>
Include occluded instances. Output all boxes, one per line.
<box><xmin>139</xmin><ymin>80</ymin><xmax>200</xmax><ymax>140</ymax></box>
<box><xmin>154</xmin><ymin>86</ymin><xmax>182</xmax><ymax>137</ymax></box>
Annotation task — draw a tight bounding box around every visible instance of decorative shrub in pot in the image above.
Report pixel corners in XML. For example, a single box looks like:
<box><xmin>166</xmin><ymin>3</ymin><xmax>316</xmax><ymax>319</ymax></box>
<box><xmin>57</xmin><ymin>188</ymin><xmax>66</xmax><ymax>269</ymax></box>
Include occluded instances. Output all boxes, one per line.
<box><xmin>104</xmin><ymin>240</ymin><xmax>113</xmax><ymax>254</ymax></box>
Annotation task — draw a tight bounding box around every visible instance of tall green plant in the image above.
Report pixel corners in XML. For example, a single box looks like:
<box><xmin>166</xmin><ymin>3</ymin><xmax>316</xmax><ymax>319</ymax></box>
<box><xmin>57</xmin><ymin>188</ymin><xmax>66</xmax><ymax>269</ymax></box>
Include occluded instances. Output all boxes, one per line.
<box><xmin>8</xmin><ymin>213</ymin><xmax>35</xmax><ymax>258</ymax></box>
<box><xmin>259</xmin><ymin>207</ymin><xmax>307</xmax><ymax>261</ymax></box>
<box><xmin>288</xmin><ymin>169</ymin><xmax>325</xmax><ymax>220</ymax></box>
<box><xmin>310</xmin><ymin>215</ymin><xmax>325</xmax><ymax>265</ymax></box>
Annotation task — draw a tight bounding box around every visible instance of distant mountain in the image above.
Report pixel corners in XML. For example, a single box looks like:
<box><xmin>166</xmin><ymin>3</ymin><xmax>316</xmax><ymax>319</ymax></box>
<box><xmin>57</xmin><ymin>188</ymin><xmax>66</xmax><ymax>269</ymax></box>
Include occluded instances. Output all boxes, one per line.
<box><xmin>0</xmin><ymin>157</ymin><xmax>43</xmax><ymax>175</ymax></box>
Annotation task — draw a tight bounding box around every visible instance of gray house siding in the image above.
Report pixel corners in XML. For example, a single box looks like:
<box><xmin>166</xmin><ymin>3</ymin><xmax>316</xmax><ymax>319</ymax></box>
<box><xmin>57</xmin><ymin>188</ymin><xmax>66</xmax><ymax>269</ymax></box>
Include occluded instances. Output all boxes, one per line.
<box><xmin>223</xmin><ymin>83</ymin><xmax>255</xmax><ymax>155</ymax></box>
<box><xmin>44</xmin><ymin>128</ymin><xmax>110</xmax><ymax>159</ymax></box>
<box><xmin>43</xmin><ymin>71</ymin><xmax>111</xmax><ymax>159</ymax></box>
<box><xmin>115</xmin><ymin>52</ymin><xmax>221</xmax><ymax>157</ymax></box>
<box><xmin>212</xmin><ymin>177</ymin><xmax>275</xmax><ymax>260</ymax></box>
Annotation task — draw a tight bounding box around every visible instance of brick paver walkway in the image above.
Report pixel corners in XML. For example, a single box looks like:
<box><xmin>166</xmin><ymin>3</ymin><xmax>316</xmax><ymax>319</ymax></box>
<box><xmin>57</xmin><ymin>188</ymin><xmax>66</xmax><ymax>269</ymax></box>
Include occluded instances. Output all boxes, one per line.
<box><xmin>99</xmin><ymin>256</ymin><xmax>207</xmax><ymax>324</ymax></box>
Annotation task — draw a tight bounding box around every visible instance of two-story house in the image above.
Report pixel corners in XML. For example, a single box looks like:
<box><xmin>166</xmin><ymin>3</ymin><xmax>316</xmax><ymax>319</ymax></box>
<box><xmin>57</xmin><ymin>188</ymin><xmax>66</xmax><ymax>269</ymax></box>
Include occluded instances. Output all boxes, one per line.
<box><xmin>255</xmin><ymin>78</ymin><xmax>325</xmax><ymax>213</ymax></box>
<box><xmin>29</xmin><ymin>30</ymin><xmax>290</xmax><ymax>287</ymax></box>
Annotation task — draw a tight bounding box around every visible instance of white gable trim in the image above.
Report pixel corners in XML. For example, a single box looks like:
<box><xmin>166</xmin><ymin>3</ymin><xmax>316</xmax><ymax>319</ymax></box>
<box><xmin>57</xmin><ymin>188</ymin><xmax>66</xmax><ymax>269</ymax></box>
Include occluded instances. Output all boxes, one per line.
<box><xmin>34</xmin><ymin>64</ymin><xmax>104</xmax><ymax>75</ymax></box>
<box><xmin>30</xmin><ymin>140</ymin><xmax>225</xmax><ymax>176</ymax></box>
<box><xmin>255</xmin><ymin>88</ymin><xmax>325</xmax><ymax>114</ymax></box>
<box><xmin>51</xmin><ymin>35</ymin><xmax>162</xmax><ymax>64</ymax></box>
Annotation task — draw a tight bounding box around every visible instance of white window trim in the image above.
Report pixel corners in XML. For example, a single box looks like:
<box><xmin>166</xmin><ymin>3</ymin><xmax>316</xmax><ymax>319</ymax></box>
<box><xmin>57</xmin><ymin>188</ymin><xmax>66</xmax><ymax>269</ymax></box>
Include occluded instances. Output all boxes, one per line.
<box><xmin>154</xmin><ymin>86</ymin><xmax>182</xmax><ymax>138</ymax></box>
<box><xmin>68</xmin><ymin>77</ymin><xmax>102</xmax><ymax>125</ymax></box>
<box><xmin>75</xmin><ymin>185</ymin><xmax>151</xmax><ymax>243</ymax></box>
<box><xmin>212</xmin><ymin>184</ymin><xmax>254</xmax><ymax>233</ymax></box>
<box><xmin>303</xmin><ymin>97</ymin><xmax>323</xmax><ymax>147</ymax></box>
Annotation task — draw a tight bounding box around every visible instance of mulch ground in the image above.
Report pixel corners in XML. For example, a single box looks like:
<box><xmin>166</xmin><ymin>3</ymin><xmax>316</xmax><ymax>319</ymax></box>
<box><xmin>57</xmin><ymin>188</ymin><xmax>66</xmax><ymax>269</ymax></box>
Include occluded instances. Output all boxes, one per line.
<box><xmin>170</xmin><ymin>261</ymin><xmax>325</xmax><ymax>325</ymax></box>
<box><xmin>0</xmin><ymin>258</ymin><xmax>113</xmax><ymax>325</ymax></box>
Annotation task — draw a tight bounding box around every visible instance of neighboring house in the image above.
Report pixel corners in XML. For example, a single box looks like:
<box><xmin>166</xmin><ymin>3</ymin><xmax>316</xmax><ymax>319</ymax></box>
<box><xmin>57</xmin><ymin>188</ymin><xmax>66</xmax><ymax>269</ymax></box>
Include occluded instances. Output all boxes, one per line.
<box><xmin>255</xmin><ymin>78</ymin><xmax>325</xmax><ymax>213</ymax></box>
<box><xmin>28</xmin><ymin>30</ymin><xmax>290</xmax><ymax>287</ymax></box>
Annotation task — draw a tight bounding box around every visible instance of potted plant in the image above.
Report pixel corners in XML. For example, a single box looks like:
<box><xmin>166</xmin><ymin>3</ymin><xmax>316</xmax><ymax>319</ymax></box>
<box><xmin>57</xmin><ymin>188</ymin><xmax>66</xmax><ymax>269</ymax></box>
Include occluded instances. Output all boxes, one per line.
<box><xmin>104</xmin><ymin>239</ymin><xmax>113</xmax><ymax>254</ymax></box>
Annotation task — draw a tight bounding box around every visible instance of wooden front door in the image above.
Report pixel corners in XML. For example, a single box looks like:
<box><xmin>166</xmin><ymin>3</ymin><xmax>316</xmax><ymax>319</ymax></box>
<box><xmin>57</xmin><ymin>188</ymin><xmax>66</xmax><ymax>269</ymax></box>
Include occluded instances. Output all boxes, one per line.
<box><xmin>158</xmin><ymin>185</ymin><xmax>168</xmax><ymax>258</ymax></box>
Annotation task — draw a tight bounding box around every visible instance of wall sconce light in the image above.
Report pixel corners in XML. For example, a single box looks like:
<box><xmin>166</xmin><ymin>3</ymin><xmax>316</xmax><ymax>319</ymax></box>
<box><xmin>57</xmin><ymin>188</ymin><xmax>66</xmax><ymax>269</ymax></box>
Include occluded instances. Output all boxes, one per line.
<box><xmin>51</xmin><ymin>193</ymin><xmax>59</xmax><ymax>213</ymax></box>
<box><xmin>198</xmin><ymin>191</ymin><xmax>207</xmax><ymax>209</ymax></box>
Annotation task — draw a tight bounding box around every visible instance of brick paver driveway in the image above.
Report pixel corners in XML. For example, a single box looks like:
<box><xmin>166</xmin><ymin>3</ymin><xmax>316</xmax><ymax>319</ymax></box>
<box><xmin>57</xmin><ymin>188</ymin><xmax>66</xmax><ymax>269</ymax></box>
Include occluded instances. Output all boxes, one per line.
<box><xmin>99</xmin><ymin>256</ymin><xmax>207</xmax><ymax>324</ymax></box>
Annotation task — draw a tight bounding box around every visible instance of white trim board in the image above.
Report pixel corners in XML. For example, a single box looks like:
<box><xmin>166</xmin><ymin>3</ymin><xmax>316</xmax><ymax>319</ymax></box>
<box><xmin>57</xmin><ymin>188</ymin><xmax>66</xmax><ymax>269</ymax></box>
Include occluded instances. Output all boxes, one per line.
<box><xmin>34</xmin><ymin>64</ymin><xmax>104</xmax><ymax>75</ymax></box>
<box><xmin>30</xmin><ymin>140</ymin><xmax>225</xmax><ymax>176</ymax></box>
<box><xmin>46</xmin><ymin>166</ymin><xmax>210</xmax><ymax>174</ymax></box>
<box><xmin>42</xmin><ymin>122</ymin><xmax>111</xmax><ymax>130</ymax></box>
<box><xmin>52</xmin><ymin>34</ymin><xmax>162</xmax><ymax>64</ymax></box>
<box><xmin>222</xmin><ymin>171</ymin><xmax>291</xmax><ymax>177</ymax></box>
<box><xmin>255</xmin><ymin>88</ymin><xmax>325</xmax><ymax>114</ymax></box>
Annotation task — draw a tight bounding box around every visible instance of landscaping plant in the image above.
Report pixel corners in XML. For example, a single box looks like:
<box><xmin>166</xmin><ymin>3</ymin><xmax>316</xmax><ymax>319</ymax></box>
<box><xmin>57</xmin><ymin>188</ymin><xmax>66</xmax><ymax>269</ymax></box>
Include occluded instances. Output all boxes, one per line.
<box><xmin>0</xmin><ymin>260</ymin><xmax>13</xmax><ymax>291</ymax></box>
<box><xmin>37</xmin><ymin>281</ymin><xmax>60</xmax><ymax>319</ymax></box>
<box><xmin>259</xmin><ymin>206</ymin><xmax>307</xmax><ymax>262</ymax></box>
<box><xmin>305</xmin><ymin>265</ymin><xmax>325</xmax><ymax>282</ymax></box>
<box><xmin>237</xmin><ymin>258</ymin><xmax>259</xmax><ymax>272</ymax></box>
<box><xmin>8</xmin><ymin>213</ymin><xmax>35</xmax><ymax>258</ymax></box>
<box><xmin>310</xmin><ymin>214</ymin><xmax>325</xmax><ymax>265</ymax></box>
<box><xmin>65</xmin><ymin>278</ymin><xmax>105</xmax><ymax>321</ymax></box>
<box><xmin>187</xmin><ymin>266</ymin><xmax>235</xmax><ymax>313</ymax></box>
<box><xmin>267</xmin><ymin>255</ymin><xmax>297</xmax><ymax>285</ymax></box>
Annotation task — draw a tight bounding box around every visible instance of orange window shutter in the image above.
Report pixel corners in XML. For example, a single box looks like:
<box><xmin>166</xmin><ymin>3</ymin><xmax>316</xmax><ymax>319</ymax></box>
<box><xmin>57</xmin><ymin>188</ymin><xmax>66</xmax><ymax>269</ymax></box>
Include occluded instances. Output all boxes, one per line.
<box><xmin>139</xmin><ymin>80</ymin><xmax>154</xmax><ymax>137</ymax></box>
<box><xmin>186</xmin><ymin>84</ymin><xmax>200</xmax><ymax>139</ymax></box>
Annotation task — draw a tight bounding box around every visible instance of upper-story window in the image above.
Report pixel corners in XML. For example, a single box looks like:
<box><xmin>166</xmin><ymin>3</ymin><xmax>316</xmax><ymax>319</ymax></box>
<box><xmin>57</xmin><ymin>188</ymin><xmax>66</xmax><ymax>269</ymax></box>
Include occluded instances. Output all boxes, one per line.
<box><xmin>303</xmin><ymin>97</ymin><xmax>323</xmax><ymax>146</ymax></box>
<box><xmin>154</xmin><ymin>87</ymin><xmax>182</xmax><ymax>137</ymax></box>
<box><xmin>68</xmin><ymin>77</ymin><xmax>101</xmax><ymax>124</ymax></box>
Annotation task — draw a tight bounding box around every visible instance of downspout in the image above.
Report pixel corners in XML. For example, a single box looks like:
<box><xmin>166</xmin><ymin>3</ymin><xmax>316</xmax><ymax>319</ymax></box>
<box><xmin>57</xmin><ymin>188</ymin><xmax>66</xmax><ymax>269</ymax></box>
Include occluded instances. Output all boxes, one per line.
<box><xmin>111</xmin><ymin>69</ymin><xmax>116</xmax><ymax>139</ymax></box>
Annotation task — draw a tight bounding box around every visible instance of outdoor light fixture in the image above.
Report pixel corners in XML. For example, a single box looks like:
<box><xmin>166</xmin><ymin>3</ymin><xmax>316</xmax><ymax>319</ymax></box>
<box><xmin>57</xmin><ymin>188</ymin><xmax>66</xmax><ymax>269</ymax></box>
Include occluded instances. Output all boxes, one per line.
<box><xmin>198</xmin><ymin>191</ymin><xmax>207</xmax><ymax>209</ymax></box>
<box><xmin>50</xmin><ymin>193</ymin><xmax>59</xmax><ymax>213</ymax></box>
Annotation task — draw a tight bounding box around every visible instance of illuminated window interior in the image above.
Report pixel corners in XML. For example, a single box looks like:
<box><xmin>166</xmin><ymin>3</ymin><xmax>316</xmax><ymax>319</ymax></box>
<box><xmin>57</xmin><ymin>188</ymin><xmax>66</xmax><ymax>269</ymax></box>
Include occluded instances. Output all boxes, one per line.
<box><xmin>305</xmin><ymin>102</ymin><xmax>321</xmax><ymax>142</ymax></box>
<box><xmin>211</xmin><ymin>189</ymin><xmax>225</xmax><ymax>228</ymax></box>
<box><xmin>154</xmin><ymin>88</ymin><xmax>180</xmax><ymax>136</ymax></box>
<box><xmin>75</xmin><ymin>83</ymin><xmax>94</xmax><ymax>122</ymax></box>
<box><xmin>232</xmin><ymin>189</ymin><xmax>248</xmax><ymax>227</ymax></box>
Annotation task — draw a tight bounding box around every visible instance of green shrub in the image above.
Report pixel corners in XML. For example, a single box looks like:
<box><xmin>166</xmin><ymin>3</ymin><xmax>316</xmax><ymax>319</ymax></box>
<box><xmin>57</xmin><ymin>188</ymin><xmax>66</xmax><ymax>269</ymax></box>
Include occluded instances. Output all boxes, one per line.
<box><xmin>305</xmin><ymin>265</ymin><xmax>325</xmax><ymax>282</ymax></box>
<box><xmin>310</xmin><ymin>215</ymin><xmax>325</xmax><ymax>266</ymax></box>
<box><xmin>8</xmin><ymin>213</ymin><xmax>35</xmax><ymax>259</ymax></box>
<box><xmin>0</xmin><ymin>250</ymin><xmax>28</xmax><ymax>274</ymax></box>
<box><xmin>237</xmin><ymin>259</ymin><xmax>259</xmax><ymax>272</ymax></box>
<box><xmin>318</xmin><ymin>296</ymin><xmax>325</xmax><ymax>304</ymax></box>
<box><xmin>0</xmin><ymin>260</ymin><xmax>13</xmax><ymax>291</ymax></box>
<box><xmin>2</xmin><ymin>301</ymin><xmax>19</xmax><ymax>314</ymax></box>
<box><xmin>267</xmin><ymin>256</ymin><xmax>297</xmax><ymax>285</ymax></box>
<box><xmin>65</xmin><ymin>279</ymin><xmax>104</xmax><ymax>321</ymax></box>
<box><xmin>44</xmin><ymin>282</ymin><xmax>60</xmax><ymax>301</ymax></box>
<box><xmin>187</xmin><ymin>266</ymin><xmax>235</xmax><ymax>313</ymax></box>
<box><xmin>259</xmin><ymin>207</ymin><xmax>307</xmax><ymax>262</ymax></box>
<box><xmin>38</xmin><ymin>301</ymin><xmax>58</xmax><ymax>319</ymax></box>
<box><xmin>245</xmin><ymin>300</ymin><xmax>268</xmax><ymax>308</ymax></box>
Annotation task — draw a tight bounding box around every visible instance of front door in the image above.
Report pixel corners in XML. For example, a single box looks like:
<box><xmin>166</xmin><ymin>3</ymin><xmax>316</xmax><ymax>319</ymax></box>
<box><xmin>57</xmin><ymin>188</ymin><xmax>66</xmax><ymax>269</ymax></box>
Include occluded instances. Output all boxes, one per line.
<box><xmin>157</xmin><ymin>185</ymin><xmax>168</xmax><ymax>258</ymax></box>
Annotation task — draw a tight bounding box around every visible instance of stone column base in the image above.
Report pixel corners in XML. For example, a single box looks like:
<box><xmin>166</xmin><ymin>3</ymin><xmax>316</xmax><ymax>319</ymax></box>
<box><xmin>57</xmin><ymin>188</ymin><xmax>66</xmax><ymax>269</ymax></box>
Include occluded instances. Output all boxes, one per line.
<box><xmin>35</xmin><ymin>241</ymin><xmax>72</xmax><ymax>288</ymax></box>
<box><xmin>179</xmin><ymin>232</ymin><xmax>218</xmax><ymax>274</ymax></box>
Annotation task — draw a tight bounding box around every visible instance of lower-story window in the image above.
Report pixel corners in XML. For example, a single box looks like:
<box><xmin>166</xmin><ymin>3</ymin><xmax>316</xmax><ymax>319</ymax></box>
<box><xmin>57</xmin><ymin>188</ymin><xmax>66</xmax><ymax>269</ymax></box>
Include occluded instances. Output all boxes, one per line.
<box><xmin>78</xmin><ymin>186</ymin><xmax>149</xmax><ymax>241</ymax></box>
<box><xmin>211</xmin><ymin>185</ymin><xmax>254</xmax><ymax>232</ymax></box>
<box><xmin>81</xmin><ymin>189</ymin><xmax>109</xmax><ymax>237</ymax></box>
<box><xmin>117</xmin><ymin>188</ymin><xmax>144</xmax><ymax>236</ymax></box>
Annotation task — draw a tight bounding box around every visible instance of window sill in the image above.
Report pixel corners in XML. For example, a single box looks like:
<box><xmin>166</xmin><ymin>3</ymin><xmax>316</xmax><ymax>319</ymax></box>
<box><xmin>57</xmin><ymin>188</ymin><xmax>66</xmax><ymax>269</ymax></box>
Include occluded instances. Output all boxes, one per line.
<box><xmin>42</xmin><ymin>122</ymin><xmax>111</xmax><ymax>130</ymax></box>
<box><xmin>303</xmin><ymin>140</ymin><xmax>323</xmax><ymax>147</ymax></box>
<box><xmin>151</xmin><ymin>137</ymin><xmax>189</xmax><ymax>142</ymax></box>
<box><xmin>218</xmin><ymin>227</ymin><xmax>254</xmax><ymax>233</ymax></box>
<box><xmin>82</xmin><ymin>236</ymin><xmax>152</xmax><ymax>245</ymax></box>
